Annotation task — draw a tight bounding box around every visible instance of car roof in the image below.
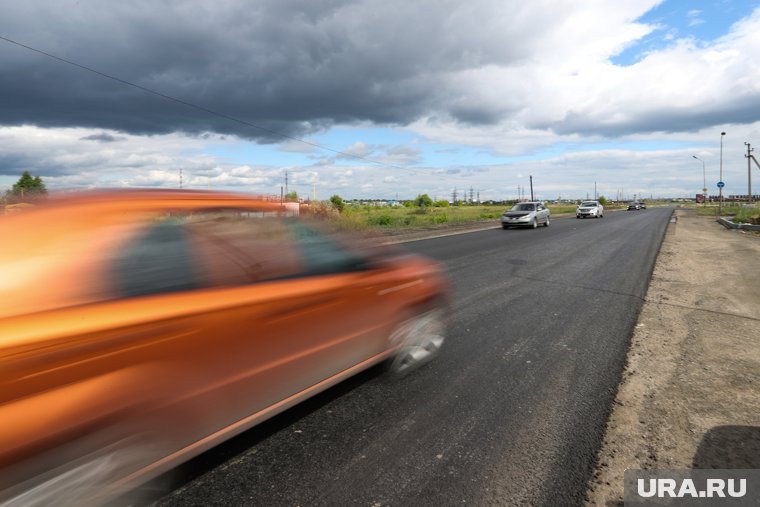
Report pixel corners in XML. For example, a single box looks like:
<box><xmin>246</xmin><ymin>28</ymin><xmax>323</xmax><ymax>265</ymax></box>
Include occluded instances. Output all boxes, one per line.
<box><xmin>1</xmin><ymin>189</ymin><xmax>286</xmax><ymax>221</ymax></box>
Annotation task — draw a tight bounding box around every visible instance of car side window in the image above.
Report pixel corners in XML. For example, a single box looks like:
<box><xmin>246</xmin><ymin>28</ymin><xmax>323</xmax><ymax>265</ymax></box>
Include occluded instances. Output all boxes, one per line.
<box><xmin>107</xmin><ymin>213</ymin><xmax>370</xmax><ymax>298</ymax></box>
<box><xmin>185</xmin><ymin>214</ymin><xmax>367</xmax><ymax>284</ymax></box>
<box><xmin>109</xmin><ymin>220</ymin><xmax>205</xmax><ymax>298</ymax></box>
<box><xmin>185</xmin><ymin>214</ymin><xmax>302</xmax><ymax>285</ymax></box>
<box><xmin>287</xmin><ymin>221</ymin><xmax>369</xmax><ymax>277</ymax></box>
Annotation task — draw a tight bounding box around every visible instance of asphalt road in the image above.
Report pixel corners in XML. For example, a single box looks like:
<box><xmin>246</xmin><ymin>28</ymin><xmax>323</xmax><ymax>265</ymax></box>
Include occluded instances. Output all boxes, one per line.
<box><xmin>153</xmin><ymin>207</ymin><xmax>672</xmax><ymax>507</ymax></box>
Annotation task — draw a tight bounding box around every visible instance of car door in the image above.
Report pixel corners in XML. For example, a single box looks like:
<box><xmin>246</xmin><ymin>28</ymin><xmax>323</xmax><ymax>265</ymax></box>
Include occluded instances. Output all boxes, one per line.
<box><xmin>537</xmin><ymin>203</ymin><xmax>548</xmax><ymax>223</ymax></box>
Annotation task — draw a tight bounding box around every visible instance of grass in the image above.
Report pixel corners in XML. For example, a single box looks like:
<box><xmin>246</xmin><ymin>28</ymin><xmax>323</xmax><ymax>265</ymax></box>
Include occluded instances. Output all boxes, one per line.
<box><xmin>733</xmin><ymin>204</ymin><xmax>760</xmax><ymax>224</ymax></box>
<box><xmin>693</xmin><ymin>203</ymin><xmax>760</xmax><ymax>222</ymax></box>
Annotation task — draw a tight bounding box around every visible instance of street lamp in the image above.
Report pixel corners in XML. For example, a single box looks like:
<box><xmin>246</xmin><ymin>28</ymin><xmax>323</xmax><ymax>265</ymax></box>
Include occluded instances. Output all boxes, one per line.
<box><xmin>719</xmin><ymin>132</ymin><xmax>726</xmax><ymax>213</ymax></box>
<box><xmin>693</xmin><ymin>155</ymin><xmax>706</xmax><ymax>205</ymax></box>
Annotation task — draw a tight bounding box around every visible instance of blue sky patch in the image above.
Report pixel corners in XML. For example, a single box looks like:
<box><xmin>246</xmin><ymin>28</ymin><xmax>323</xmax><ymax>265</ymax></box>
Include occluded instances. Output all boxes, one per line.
<box><xmin>612</xmin><ymin>0</ymin><xmax>755</xmax><ymax>65</ymax></box>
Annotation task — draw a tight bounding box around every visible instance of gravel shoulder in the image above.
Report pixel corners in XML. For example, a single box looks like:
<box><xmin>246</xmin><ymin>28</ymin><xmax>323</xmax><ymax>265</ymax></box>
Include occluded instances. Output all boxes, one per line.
<box><xmin>586</xmin><ymin>208</ymin><xmax>760</xmax><ymax>505</ymax></box>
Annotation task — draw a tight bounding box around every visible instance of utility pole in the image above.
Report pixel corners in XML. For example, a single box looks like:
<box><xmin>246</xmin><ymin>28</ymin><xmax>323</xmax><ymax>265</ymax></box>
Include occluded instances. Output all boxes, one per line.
<box><xmin>452</xmin><ymin>188</ymin><xmax>458</xmax><ymax>204</ymax></box>
<box><xmin>469</xmin><ymin>186</ymin><xmax>474</xmax><ymax>204</ymax></box>
<box><xmin>529</xmin><ymin>175</ymin><xmax>534</xmax><ymax>201</ymax></box>
<box><xmin>719</xmin><ymin>132</ymin><xmax>726</xmax><ymax>214</ymax></box>
<box><xmin>594</xmin><ymin>181</ymin><xmax>597</xmax><ymax>200</ymax></box>
<box><xmin>179</xmin><ymin>168</ymin><xmax>183</xmax><ymax>189</ymax></box>
<box><xmin>749</xmin><ymin>153</ymin><xmax>760</xmax><ymax>202</ymax></box>
<box><xmin>285</xmin><ymin>171</ymin><xmax>289</xmax><ymax>195</ymax></box>
<box><xmin>746</xmin><ymin>142</ymin><xmax>754</xmax><ymax>205</ymax></box>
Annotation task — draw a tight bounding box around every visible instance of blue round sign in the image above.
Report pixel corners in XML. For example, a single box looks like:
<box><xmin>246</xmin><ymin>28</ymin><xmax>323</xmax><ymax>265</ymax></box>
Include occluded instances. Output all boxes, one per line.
<box><xmin>717</xmin><ymin>181</ymin><xmax>725</xmax><ymax>188</ymax></box>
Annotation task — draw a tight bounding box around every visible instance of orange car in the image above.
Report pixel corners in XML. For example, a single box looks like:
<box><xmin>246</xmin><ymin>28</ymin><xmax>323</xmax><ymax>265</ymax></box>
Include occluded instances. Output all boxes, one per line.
<box><xmin>0</xmin><ymin>190</ymin><xmax>449</xmax><ymax>506</ymax></box>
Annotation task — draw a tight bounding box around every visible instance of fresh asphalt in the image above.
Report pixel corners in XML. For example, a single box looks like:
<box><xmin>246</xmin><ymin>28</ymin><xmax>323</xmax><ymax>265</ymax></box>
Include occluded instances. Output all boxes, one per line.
<box><xmin>153</xmin><ymin>207</ymin><xmax>672</xmax><ymax>506</ymax></box>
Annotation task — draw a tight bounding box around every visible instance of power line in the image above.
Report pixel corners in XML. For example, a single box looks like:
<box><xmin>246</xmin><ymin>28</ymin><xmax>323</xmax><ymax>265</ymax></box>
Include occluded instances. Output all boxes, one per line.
<box><xmin>0</xmin><ymin>34</ymin><xmax>413</xmax><ymax>171</ymax></box>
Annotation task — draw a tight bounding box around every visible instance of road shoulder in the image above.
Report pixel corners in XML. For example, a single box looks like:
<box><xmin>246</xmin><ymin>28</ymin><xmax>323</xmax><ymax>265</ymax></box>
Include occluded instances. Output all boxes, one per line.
<box><xmin>586</xmin><ymin>208</ymin><xmax>760</xmax><ymax>505</ymax></box>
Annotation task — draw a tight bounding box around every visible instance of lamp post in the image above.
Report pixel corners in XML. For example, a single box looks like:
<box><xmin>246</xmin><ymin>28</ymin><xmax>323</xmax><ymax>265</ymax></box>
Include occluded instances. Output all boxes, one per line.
<box><xmin>693</xmin><ymin>155</ymin><xmax>706</xmax><ymax>205</ymax></box>
<box><xmin>719</xmin><ymin>132</ymin><xmax>726</xmax><ymax>213</ymax></box>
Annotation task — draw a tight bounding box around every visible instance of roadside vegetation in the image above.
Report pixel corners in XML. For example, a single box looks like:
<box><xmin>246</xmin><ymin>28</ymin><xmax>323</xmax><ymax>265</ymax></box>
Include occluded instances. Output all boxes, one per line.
<box><xmin>304</xmin><ymin>194</ymin><xmax>627</xmax><ymax>231</ymax></box>
<box><xmin>693</xmin><ymin>202</ymin><xmax>760</xmax><ymax>224</ymax></box>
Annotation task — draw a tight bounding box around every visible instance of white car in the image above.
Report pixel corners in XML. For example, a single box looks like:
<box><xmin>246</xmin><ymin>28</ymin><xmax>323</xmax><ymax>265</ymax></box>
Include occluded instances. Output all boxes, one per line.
<box><xmin>576</xmin><ymin>200</ymin><xmax>603</xmax><ymax>219</ymax></box>
<box><xmin>501</xmin><ymin>201</ymin><xmax>550</xmax><ymax>229</ymax></box>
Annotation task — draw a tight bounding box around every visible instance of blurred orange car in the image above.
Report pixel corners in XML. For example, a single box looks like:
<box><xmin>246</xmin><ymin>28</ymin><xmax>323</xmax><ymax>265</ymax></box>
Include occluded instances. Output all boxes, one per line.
<box><xmin>0</xmin><ymin>190</ymin><xmax>449</xmax><ymax>506</ymax></box>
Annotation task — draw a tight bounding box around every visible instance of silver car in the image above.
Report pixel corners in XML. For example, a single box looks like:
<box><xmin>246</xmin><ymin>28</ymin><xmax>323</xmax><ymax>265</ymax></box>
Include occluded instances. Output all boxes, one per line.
<box><xmin>576</xmin><ymin>200</ymin><xmax>604</xmax><ymax>218</ymax></box>
<box><xmin>501</xmin><ymin>202</ymin><xmax>550</xmax><ymax>229</ymax></box>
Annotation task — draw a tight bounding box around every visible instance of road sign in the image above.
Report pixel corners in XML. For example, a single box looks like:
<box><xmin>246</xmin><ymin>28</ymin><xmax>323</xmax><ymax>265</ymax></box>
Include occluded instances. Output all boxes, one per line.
<box><xmin>717</xmin><ymin>181</ymin><xmax>725</xmax><ymax>188</ymax></box>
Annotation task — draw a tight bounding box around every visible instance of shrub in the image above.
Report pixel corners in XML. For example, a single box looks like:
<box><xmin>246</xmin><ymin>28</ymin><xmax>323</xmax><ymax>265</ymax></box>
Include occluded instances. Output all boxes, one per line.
<box><xmin>414</xmin><ymin>194</ymin><xmax>433</xmax><ymax>208</ymax></box>
<box><xmin>369</xmin><ymin>214</ymin><xmax>394</xmax><ymax>226</ymax></box>
<box><xmin>329</xmin><ymin>194</ymin><xmax>345</xmax><ymax>213</ymax></box>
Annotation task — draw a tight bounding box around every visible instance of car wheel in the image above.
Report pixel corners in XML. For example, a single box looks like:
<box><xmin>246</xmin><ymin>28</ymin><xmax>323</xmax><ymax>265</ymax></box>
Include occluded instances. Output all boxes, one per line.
<box><xmin>3</xmin><ymin>437</ymin><xmax>157</xmax><ymax>507</ymax></box>
<box><xmin>387</xmin><ymin>308</ymin><xmax>446</xmax><ymax>377</ymax></box>
<box><xmin>544</xmin><ymin>217</ymin><xmax>550</xmax><ymax>227</ymax></box>
<box><xmin>531</xmin><ymin>218</ymin><xmax>538</xmax><ymax>229</ymax></box>
<box><xmin>576</xmin><ymin>215</ymin><xmax>581</xmax><ymax>219</ymax></box>
<box><xmin>502</xmin><ymin>224</ymin><xmax>509</xmax><ymax>229</ymax></box>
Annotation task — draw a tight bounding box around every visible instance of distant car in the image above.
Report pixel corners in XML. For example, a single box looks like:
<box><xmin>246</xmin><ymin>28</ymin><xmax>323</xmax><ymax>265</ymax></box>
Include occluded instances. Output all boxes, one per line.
<box><xmin>0</xmin><ymin>190</ymin><xmax>450</xmax><ymax>506</ymax></box>
<box><xmin>627</xmin><ymin>202</ymin><xmax>641</xmax><ymax>210</ymax></box>
<box><xmin>639</xmin><ymin>202</ymin><xmax>647</xmax><ymax>209</ymax></box>
<box><xmin>576</xmin><ymin>200</ymin><xmax>604</xmax><ymax>219</ymax></box>
<box><xmin>501</xmin><ymin>201</ymin><xmax>550</xmax><ymax>229</ymax></box>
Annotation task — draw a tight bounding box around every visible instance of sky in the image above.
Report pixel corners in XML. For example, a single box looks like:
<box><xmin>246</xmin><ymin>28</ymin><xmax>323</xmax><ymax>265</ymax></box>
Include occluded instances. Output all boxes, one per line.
<box><xmin>2</xmin><ymin>0</ymin><xmax>760</xmax><ymax>201</ymax></box>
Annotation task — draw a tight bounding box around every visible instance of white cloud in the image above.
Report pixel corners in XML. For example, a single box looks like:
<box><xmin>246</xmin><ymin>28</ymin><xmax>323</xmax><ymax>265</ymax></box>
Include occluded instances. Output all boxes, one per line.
<box><xmin>687</xmin><ymin>9</ymin><xmax>705</xmax><ymax>26</ymax></box>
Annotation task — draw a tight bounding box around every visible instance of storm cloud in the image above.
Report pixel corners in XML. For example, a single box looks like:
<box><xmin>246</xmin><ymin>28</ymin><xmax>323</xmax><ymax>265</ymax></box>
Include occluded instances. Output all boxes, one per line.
<box><xmin>0</xmin><ymin>0</ymin><xmax>680</xmax><ymax>141</ymax></box>
<box><xmin>4</xmin><ymin>1</ymin><xmax>760</xmax><ymax>199</ymax></box>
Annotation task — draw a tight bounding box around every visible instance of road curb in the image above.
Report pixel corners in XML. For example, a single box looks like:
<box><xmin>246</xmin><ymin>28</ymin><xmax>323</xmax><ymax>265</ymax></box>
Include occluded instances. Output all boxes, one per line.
<box><xmin>716</xmin><ymin>217</ymin><xmax>760</xmax><ymax>231</ymax></box>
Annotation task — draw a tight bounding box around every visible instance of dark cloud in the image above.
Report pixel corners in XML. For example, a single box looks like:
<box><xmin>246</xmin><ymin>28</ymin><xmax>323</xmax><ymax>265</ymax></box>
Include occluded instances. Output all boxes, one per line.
<box><xmin>80</xmin><ymin>132</ymin><xmax>123</xmax><ymax>142</ymax></box>
<box><xmin>0</xmin><ymin>0</ymin><xmax>537</xmax><ymax>141</ymax></box>
<box><xmin>0</xmin><ymin>151</ymin><xmax>73</xmax><ymax>178</ymax></box>
<box><xmin>546</xmin><ymin>99</ymin><xmax>760</xmax><ymax>137</ymax></box>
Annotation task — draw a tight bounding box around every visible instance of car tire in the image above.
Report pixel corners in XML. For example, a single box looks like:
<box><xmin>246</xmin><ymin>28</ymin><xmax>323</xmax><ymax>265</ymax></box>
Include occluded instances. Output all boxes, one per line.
<box><xmin>386</xmin><ymin>307</ymin><xmax>446</xmax><ymax>377</ymax></box>
<box><xmin>502</xmin><ymin>224</ymin><xmax>509</xmax><ymax>229</ymax></box>
<box><xmin>544</xmin><ymin>217</ymin><xmax>550</xmax><ymax>227</ymax></box>
<box><xmin>576</xmin><ymin>215</ymin><xmax>581</xmax><ymax>219</ymax></box>
<box><xmin>531</xmin><ymin>218</ymin><xmax>538</xmax><ymax>229</ymax></box>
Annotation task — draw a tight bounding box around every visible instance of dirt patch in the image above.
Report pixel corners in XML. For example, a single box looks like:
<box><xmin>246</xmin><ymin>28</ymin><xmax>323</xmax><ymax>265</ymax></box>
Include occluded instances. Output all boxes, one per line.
<box><xmin>586</xmin><ymin>208</ymin><xmax>760</xmax><ymax>505</ymax></box>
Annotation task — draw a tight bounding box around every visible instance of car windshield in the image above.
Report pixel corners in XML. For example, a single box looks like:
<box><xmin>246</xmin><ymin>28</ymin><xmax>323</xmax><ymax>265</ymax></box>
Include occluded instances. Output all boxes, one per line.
<box><xmin>581</xmin><ymin>202</ymin><xmax>597</xmax><ymax>207</ymax></box>
<box><xmin>511</xmin><ymin>203</ymin><xmax>535</xmax><ymax>211</ymax></box>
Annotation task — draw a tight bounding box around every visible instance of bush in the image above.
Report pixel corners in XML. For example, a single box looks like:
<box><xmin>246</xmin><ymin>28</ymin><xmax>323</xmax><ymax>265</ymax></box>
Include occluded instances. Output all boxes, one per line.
<box><xmin>414</xmin><ymin>194</ymin><xmax>433</xmax><ymax>208</ymax></box>
<box><xmin>329</xmin><ymin>194</ymin><xmax>345</xmax><ymax>213</ymax></box>
<box><xmin>369</xmin><ymin>214</ymin><xmax>394</xmax><ymax>226</ymax></box>
<box><xmin>302</xmin><ymin>201</ymin><xmax>338</xmax><ymax>219</ymax></box>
